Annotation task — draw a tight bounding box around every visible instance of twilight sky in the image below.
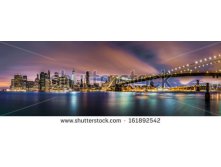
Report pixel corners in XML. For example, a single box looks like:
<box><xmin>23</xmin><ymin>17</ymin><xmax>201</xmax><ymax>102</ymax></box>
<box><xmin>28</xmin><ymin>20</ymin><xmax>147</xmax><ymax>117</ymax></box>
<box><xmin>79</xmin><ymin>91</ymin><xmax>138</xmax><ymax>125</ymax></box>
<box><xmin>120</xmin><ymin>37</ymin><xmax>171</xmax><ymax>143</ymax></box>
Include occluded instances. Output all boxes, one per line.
<box><xmin>1</xmin><ymin>41</ymin><xmax>221</xmax><ymax>88</ymax></box>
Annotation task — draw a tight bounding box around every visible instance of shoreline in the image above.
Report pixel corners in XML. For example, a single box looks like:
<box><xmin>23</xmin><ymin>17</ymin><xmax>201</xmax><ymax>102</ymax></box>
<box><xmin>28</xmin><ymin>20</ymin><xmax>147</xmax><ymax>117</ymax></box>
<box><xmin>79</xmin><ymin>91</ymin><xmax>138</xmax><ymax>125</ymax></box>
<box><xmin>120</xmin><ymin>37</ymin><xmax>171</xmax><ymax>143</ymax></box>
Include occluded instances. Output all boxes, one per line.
<box><xmin>1</xmin><ymin>90</ymin><xmax>221</xmax><ymax>94</ymax></box>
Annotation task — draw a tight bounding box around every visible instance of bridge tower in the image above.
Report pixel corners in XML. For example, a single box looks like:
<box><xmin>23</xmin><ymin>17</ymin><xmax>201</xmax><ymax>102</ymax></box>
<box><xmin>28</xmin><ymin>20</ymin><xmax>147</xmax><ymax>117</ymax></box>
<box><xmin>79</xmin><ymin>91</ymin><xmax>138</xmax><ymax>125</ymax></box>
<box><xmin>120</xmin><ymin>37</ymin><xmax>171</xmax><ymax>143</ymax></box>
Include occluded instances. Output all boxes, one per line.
<box><xmin>196</xmin><ymin>80</ymin><xmax>200</xmax><ymax>92</ymax></box>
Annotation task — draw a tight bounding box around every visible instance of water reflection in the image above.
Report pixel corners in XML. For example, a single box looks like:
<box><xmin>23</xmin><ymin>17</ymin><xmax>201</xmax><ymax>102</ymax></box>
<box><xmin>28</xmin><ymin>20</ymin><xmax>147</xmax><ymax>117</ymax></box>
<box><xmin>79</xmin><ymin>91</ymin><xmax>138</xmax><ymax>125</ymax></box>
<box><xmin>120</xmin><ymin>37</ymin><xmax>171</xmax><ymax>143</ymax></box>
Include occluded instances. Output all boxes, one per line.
<box><xmin>1</xmin><ymin>92</ymin><xmax>221</xmax><ymax>116</ymax></box>
<box><xmin>118</xmin><ymin>92</ymin><xmax>133</xmax><ymax>115</ymax></box>
<box><xmin>204</xmin><ymin>100</ymin><xmax>211</xmax><ymax>116</ymax></box>
<box><xmin>70</xmin><ymin>92</ymin><xmax>78</xmax><ymax>114</ymax></box>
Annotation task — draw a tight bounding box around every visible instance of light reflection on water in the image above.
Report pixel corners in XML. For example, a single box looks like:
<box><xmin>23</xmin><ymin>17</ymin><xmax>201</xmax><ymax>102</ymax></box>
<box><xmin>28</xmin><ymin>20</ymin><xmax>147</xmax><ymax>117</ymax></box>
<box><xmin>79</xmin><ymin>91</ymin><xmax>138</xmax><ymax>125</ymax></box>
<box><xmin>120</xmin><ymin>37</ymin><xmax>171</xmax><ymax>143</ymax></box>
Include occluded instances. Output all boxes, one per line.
<box><xmin>70</xmin><ymin>93</ymin><xmax>78</xmax><ymax>113</ymax></box>
<box><xmin>0</xmin><ymin>92</ymin><xmax>221</xmax><ymax>116</ymax></box>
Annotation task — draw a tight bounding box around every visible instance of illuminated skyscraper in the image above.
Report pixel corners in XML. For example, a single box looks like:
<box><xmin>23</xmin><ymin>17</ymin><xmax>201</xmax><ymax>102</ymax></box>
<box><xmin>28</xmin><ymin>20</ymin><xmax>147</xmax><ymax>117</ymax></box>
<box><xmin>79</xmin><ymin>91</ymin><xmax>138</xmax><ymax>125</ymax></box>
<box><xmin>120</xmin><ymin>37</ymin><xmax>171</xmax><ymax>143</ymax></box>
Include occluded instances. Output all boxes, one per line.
<box><xmin>58</xmin><ymin>71</ymin><xmax>70</xmax><ymax>90</ymax></box>
<box><xmin>27</xmin><ymin>81</ymin><xmax>35</xmax><ymax>91</ymax></box>
<box><xmin>40</xmin><ymin>72</ymin><xmax>46</xmax><ymax>92</ymax></box>
<box><xmin>52</xmin><ymin>72</ymin><xmax>59</xmax><ymax>89</ymax></box>
<box><xmin>22</xmin><ymin>75</ymin><xmax>27</xmax><ymax>89</ymax></box>
<box><xmin>34</xmin><ymin>74</ymin><xmax>40</xmax><ymax>91</ymax></box>
<box><xmin>39</xmin><ymin>71</ymin><xmax>51</xmax><ymax>92</ymax></box>
<box><xmin>71</xmin><ymin>68</ymin><xmax>76</xmax><ymax>88</ymax></box>
<box><xmin>93</xmin><ymin>71</ymin><xmax>97</xmax><ymax>85</ymax></box>
<box><xmin>14</xmin><ymin>74</ymin><xmax>23</xmax><ymax>90</ymax></box>
<box><xmin>45</xmin><ymin>77</ymin><xmax>50</xmax><ymax>92</ymax></box>
<box><xmin>72</xmin><ymin>69</ymin><xmax>76</xmax><ymax>83</ymax></box>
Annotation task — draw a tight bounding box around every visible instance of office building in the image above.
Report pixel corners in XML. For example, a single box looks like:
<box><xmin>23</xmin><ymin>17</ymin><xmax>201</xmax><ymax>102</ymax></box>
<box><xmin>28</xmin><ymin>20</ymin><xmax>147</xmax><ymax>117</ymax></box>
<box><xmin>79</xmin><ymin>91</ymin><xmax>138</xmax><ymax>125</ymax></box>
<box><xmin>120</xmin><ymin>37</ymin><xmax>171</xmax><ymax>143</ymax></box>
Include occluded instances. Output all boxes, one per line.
<box><xmin>86</xmin><ymin>71</ymin><xmax>90</xmax><ymax>87</ymax></box>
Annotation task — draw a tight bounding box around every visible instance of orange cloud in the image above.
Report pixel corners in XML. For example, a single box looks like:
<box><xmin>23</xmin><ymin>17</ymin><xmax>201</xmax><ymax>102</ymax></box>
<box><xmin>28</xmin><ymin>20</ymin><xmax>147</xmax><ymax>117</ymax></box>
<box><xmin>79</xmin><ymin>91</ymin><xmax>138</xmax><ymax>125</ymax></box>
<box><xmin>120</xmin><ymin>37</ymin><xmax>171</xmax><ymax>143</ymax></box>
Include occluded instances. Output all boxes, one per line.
<box><xmin>0</xmin><ymin>81</ymin><xmax>10</xmax><ymax>87</ymax></box>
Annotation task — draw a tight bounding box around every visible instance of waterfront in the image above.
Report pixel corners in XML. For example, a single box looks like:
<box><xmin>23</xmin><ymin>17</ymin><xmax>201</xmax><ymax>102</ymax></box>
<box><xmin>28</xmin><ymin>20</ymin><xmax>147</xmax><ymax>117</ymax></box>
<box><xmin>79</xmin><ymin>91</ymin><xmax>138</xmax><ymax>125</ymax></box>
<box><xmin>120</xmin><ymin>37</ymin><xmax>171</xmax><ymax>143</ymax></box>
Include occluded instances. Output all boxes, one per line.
<box><xmin>0</xmin><ymin>92</ymin><xmax>220</xmax><ymax>116</ymax></box>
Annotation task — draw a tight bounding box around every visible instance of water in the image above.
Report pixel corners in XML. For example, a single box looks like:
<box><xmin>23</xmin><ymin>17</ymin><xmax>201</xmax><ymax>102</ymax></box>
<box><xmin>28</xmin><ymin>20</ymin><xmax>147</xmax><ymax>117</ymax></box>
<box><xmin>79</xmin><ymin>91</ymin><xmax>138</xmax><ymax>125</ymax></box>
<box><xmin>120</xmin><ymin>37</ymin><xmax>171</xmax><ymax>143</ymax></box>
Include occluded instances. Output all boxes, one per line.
<box><xmin>0</xmin><ymin>92</ymin><xmax>221</xmax><ymax>116</ymax></box>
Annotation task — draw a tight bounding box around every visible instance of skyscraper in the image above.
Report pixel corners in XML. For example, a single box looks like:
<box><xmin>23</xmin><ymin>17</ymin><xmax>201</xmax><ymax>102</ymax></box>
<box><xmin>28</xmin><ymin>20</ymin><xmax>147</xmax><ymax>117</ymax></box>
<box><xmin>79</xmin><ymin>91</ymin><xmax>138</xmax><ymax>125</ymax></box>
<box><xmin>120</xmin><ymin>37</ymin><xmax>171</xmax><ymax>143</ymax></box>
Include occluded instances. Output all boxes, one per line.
<box><xmin>40</xmin><ymin>71</ymin><xmax>51</xmax><ymax>92</ymax></box>
<box><xmin>52</xmin><ymin>72</ymin><xmax>59</xmax><ymax>89</ymax></box>
<box><xmin>58</xmin><ymin>71</ymin><xmax>70</xmax><ymax>90</ymax></box>
<box><xmin>10</xmin><ymin>79</ymin><xmax>15</xmax><ymax>90</ymax></box>
<box><xmin>93</xmin><ymin>71</ymin><xmax>97</xmax><ymax>85</ymax></box>
<box><xmin>34</xmin><ymin>74</ymin><xmax>40</xmax><ymax>91</ymax></box>
<box><xmin>86</xmin><ymin>71</ymin><xmax>90</xmax><ymax>87</ymax></box>
<box><xmin>14</xmin><ymin>74</ymin><xmax>23</xmax><ymax>90</ymax></box>
<box><xmin>22</xmin><ymin>75</ymin><xmax>27</xmax><ymax>89</ymax></box>
<box><xmin>72</xmin><ymin>68</ymin><xmax>76</xmax><ymax>82</ymax></box>
<box><xmin>80</xmin><ymin>75</ymin><xmax>83</xmax><ymax>88</ymax></box>
<box><xmin>40</xmin><ymin>72</ymin><xmax>46</xmax><ymax>92</ymax></box>
<box><xmin>71</xmin><ymin>68</ymin><xmax>76</xmax><ymax>87</ymax></box>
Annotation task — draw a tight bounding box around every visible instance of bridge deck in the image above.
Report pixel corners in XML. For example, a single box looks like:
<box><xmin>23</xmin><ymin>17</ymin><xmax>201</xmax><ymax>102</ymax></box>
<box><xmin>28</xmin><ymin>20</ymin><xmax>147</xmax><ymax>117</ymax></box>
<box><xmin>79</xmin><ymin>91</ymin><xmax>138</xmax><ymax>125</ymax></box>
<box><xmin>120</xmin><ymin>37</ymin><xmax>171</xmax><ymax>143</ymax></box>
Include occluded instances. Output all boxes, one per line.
<box><xmin>117</xmin><ymin>72</ymin><xmax>221</xmax><ymax>86</ymax></box>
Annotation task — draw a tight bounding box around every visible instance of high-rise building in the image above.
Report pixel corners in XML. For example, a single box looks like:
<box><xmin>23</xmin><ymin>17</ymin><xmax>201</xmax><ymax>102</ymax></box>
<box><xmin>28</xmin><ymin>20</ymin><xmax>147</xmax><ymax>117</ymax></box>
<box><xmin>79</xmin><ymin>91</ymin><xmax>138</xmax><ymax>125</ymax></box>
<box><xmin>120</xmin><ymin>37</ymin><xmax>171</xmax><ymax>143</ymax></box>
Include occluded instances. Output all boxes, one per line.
<box><xmin>10</xmin><ymin>74</ymin><xmax>30</xmax><ymax>91</ymax></box>
<box><xmin>40</xmin><ymin>72</ymin><xmax>46</xmax><ymax>92</ymax></box>
<box><xmin>10</xmin><ymin>79</ymin><xmax>15</xmax><ymax>90</ymax></box>
<box><xmin>34</xmin><ymin>74</ymin><xmax>40</xmax><ymax>91</ymax></box>
<box><xmin>48</xmin><ymin>70</ymin><xmax>50</xmax><ymax>80</ymax></box>
<box><xmin>71</xmin><ymin>68</ymin><xmax>76</xmax><ymax>85</ymax></box>
<box><xmin>27</xmin><ymin>81</ymin><xmax>35</xmax><ymax>91</ymax></box>
<box><xmin>45</xmin><ymin>77</ymin><xmax>50</xmax><ymax>92</ymax></box>
<box><xmin>52</xmin><ymin>72</ymin><xmax>59</xmax><ymax>89</ymax></box>
<box><xmin>58</xmin><ymin>71</ymin><xmax>70</xmax><ymax>90</ymax></box>
<box><xmin>86</xmin><ymin>71</ymin><xmax>90</xmax><ymax>87</ymax></box>
<box><xmin>22</xmin><ymin>75</ymin><xmax>28</xmax><ymax>89</ymax></box>
<box><xmin>14</xmin><ymin>74</ymin><xmax>23</xmax><ymax>90</ymax></box>
<box><xmin>80</xmin><ymin>75</ymin><xmax>83</xmax><ymax>88</ymax></box>
<box><xmin>59</xmin><ymin>76</ymin><xmax>66</xmax><ymax>88</ymax></box>
<box><xmin>39</xmin><ymin>71</ymin><xmax>50</xmax><ymax>92</ymax></box>
<box><xmin>93</xmin><ymin>71</ymin><xmax>97</xmax><ymax>85</ymax></box>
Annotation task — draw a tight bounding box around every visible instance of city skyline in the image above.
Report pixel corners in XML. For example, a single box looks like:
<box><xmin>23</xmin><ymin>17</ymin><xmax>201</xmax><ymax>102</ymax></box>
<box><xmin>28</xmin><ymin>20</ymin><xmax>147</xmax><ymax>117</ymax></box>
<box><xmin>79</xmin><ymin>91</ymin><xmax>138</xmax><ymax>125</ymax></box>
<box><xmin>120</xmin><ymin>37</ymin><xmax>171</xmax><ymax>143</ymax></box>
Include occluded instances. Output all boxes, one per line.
<box><xmin>1</xmin><ymin>41</ymin><xmax>221</xmax><ymax>88</ymax></box>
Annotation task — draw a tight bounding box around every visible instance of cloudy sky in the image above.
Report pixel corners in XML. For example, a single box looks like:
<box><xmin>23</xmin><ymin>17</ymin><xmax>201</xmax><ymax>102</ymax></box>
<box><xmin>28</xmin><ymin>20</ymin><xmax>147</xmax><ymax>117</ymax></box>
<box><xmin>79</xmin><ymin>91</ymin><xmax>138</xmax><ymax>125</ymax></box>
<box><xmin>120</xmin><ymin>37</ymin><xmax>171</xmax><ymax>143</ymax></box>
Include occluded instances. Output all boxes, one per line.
<box><xmin>0</xmin><ymin>41</ymin><xmax>221</xmax><ymax>88</ymax></box>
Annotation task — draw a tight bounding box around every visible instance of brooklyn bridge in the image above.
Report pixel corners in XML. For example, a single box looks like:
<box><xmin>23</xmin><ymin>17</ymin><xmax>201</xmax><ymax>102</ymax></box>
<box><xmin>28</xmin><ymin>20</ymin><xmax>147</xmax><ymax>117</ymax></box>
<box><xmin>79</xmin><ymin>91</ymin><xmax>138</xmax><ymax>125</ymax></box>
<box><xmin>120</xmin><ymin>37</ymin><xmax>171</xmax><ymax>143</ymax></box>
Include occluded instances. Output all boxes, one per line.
<box><xmin>103</xmin><ymin>54</ymin><xmax>221</xmax><ymax>95</ymax></box>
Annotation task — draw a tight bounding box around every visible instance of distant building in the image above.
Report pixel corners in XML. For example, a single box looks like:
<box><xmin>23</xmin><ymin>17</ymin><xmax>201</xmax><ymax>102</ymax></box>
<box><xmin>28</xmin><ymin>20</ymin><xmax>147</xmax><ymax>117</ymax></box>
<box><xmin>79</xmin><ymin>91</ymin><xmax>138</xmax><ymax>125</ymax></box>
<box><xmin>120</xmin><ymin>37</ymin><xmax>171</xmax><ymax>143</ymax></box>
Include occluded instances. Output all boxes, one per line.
<box><xmin>52</xmin><ymin>72</ymin><xmax>59</xmax><ymax>90</ymax></box>
<box><xmin>80</xmin><ymin>75</ymin><xmax>83</xmax><ymax>88</ymax></box>
<box><xmin>27</xmin><ymin>81</ymin><xmax>35</xmax><ymax>91</ymax></box>
<box><xmin>10</xmin><ymin>79</ymin><xmax>15</xmax><ymax>89</ymax></box>
<box><xmin>59</xmin><ymin>75</ymin><xmax>69</xmax><ymax>89</ymax></box>
<box><xmin>57</xmin><ymin>71</ymin><xmax>71</xmax><ymax>90</ymax></box>
<box><xmin>14</xmin><ymin>74</ymin><xmax>23</xmax><ymax>90</ymax></box>
<box><xmin>71</xmin><ymin>68</ymin><xmax>76</xmax><ymax>86</ymax></box>
<box><xmin>34</xmin><ymin>74</ymin><xmax>40</xmax><ymax>91</ymax></box>
<box><xmin>40</xmin><ymin>71</ymin><xmax>50</xmax><ymax>92</ymax></box>
<box><xmin>93</xmin><ymin>71</ymin><xmax>97</xmax><ymax>85</ymax></box>
<box><xmin>40</xmin><ymin>72</ymin><xmax>46</xmax><ymax>92</ymax></box>
<box><xmin>86</xmin><ymin>71</ymin><xmax>90</xmax><ymax>87</ymax></box>
<box><xmin>10</xmin><ymin>74</ymin><xmax>28</xmax><ymax>91</ymax></box>
<box><xmin>22</xmin><ymin>75</ymin><xmax>27</xmax><ymax>89</ymax></box>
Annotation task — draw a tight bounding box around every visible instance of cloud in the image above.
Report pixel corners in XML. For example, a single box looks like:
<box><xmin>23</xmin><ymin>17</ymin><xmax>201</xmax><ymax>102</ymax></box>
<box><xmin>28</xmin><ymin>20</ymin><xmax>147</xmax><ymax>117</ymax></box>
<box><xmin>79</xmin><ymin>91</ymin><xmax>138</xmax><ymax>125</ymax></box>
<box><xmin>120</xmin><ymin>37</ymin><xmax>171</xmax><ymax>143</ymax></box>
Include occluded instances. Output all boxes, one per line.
<box><xmin>1</xmin><ymin>41</ymin><xmax>221</xmax><ymax>88</ymax></box>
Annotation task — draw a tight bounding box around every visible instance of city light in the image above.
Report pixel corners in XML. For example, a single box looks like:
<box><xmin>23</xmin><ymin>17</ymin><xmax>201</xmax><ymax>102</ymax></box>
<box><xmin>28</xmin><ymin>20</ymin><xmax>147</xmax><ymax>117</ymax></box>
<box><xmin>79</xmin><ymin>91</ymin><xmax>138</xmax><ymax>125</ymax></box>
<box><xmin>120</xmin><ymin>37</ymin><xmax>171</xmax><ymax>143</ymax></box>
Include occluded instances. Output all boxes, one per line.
<box><xmin>5</xmin><ymin>52</ymin><xmax>221</xmax><ymax>93</ymax></box>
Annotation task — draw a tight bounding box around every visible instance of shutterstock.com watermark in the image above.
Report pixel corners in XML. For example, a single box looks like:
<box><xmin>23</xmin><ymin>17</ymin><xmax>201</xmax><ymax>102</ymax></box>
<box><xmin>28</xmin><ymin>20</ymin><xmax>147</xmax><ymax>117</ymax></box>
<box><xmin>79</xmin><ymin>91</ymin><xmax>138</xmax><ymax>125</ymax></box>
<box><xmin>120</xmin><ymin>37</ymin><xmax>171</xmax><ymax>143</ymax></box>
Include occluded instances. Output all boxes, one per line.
<box><xmin>60</xmin><ymin>117</ymin><xmax>161</xmax><ymax>124</ymax></box>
